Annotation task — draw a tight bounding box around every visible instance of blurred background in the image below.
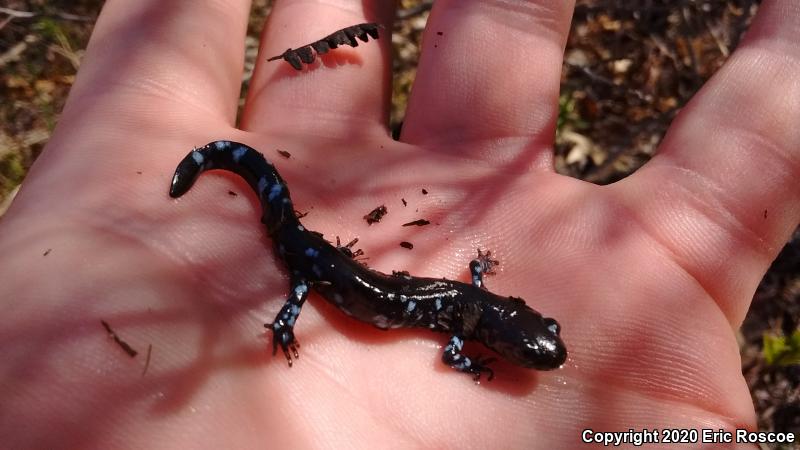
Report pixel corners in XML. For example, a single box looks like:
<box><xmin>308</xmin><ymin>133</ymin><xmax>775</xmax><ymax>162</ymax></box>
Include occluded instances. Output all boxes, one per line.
<box><xmin>0</xmin><ymin>0</ymin><xmax>797</xmax><ymax>441</ymax></box>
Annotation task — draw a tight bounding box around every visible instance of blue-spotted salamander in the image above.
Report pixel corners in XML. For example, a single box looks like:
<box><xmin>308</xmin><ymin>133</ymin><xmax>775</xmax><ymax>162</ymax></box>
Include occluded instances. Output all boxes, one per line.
<box><xmin>170</xmin><ymin>141</ymin><xmax>567</xmax><ymax>381</ymax></box>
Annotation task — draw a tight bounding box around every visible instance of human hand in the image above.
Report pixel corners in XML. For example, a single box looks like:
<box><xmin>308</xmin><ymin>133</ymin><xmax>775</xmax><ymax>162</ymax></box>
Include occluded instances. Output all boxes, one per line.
<box><xmin>1</xmin><ymin>1</ymin><xmax>798</xmax><ymax>448</ymax></box>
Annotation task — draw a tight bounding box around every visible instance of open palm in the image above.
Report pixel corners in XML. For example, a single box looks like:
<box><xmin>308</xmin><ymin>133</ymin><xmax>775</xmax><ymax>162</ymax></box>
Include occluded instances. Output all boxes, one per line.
<box><xmin>1</xmin><ymin>1</ymin><xmax>798</xmax><ymax>448</ymax></box>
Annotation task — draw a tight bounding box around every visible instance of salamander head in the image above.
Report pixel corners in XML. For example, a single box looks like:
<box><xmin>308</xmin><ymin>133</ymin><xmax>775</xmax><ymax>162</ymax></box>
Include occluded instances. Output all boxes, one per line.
<box><xmin>476</xmin><ymin>296</ymin><xmax>567</xmax><ymax>370</ymax></box>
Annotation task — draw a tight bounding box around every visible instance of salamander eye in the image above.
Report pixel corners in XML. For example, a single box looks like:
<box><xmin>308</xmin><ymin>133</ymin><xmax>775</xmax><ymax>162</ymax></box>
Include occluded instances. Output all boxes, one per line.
<box><xmin>543</xmin><ymin>318</ymin><xmax>561</xmax><ymax>336</ymax></box>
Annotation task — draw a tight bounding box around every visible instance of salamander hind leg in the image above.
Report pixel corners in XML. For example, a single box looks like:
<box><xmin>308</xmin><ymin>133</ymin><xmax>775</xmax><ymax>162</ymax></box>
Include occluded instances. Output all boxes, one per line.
<box><xmin>469</xmin><ymin>249</ymin><xmax>499</xmax><ymax>289</ymax></box>
<box><xmin>441</xmin><ymin>335</ymin><xmax>497</xmax><ymax>382</ymax></box>
<box><xmin>265</xmin><ymin>281</ymin><xmax>310</xmax><ymax>367</ymax></box>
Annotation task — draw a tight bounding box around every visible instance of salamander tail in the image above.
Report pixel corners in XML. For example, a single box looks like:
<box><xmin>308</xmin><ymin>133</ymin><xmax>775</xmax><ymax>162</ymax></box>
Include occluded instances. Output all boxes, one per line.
<box><xmin>169</xmin><ymin>141</ymin><xmax>294</xmax><ymax>231</ymax></box>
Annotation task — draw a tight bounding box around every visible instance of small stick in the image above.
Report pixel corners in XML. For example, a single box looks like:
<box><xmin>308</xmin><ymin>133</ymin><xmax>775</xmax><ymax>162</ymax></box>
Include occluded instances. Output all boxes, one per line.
<box><xmin>141</xmin><ymin>344</ymin><xmax>153</xmax><ymax>376</ymax></box>
<box><xmin>101</xmin><ymin>320</ymin><xmax>138</xmax><ymax>357</ymax></box>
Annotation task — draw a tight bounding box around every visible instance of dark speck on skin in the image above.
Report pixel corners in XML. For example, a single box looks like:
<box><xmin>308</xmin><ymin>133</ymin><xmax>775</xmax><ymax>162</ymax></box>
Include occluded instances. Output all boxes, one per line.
<box><xmin>421</xmin><ymin>188</ymin><xmax>428</xmax><ymax>195</ymax></box>
<box><xmin>437</xmin><ymin>31</ymin><xmax>443</xmax><ymax>36</ymax></box>
<box><xmin>277</xmin><ymin>149</ymin><xmax>291</xmax><ymax>158</ymax></box>
<box><xmin>43</xmin><ymin>248</ymin><xmax>51</xmax><ymax>256</ymax></box>
<box><xmin>402</xmin><ymin>219</ymin><xmax>430</xmax><ymax>227</ymax></box>
<box><xmin>364</xmin><ymin>205</ymin><xmax>388</xmax><ymax>225</ymax></box>
<box><xmin>400</xmin><ymin>241</ymin><xmax>413</xmax><ymax>249</ymax></box>
<box><xmin>228</xmin><ymin>190</ymin><xmax>238</xmax><ymax>196</ymax></box>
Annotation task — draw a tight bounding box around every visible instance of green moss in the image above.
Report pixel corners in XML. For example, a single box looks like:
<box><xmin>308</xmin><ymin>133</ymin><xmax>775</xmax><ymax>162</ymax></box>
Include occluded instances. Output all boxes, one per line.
<box><xmin>557</xmin><ymin>91</ymin><xmax>588</xmax><ymax>134</ymax></box>
<box><xmin>0</xmin><ymin>152</ymin><xmax>27</xmax><ymax>198</ymax></box>
<box><xmin>763</xmin><ymin>330</ymin><xmax>800</xmax><ymax>367</ymax></box>
<box><xmin>33</xmin><ymin>17</ymin><xmax>63</xmax><ymax>41</ymax></box>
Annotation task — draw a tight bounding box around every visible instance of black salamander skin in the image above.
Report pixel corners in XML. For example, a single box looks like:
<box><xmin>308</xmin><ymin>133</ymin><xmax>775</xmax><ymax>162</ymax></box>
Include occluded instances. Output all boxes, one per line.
<box><xmin>170</xmin><ymin>141</ymin><xmax>567</xmax><ymax>381</ymax></box>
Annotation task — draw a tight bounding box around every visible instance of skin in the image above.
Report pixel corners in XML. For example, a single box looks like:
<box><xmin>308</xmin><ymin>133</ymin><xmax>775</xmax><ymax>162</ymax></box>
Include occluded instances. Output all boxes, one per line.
<box><xmin>0</xmin><ymin>0</ymin><xmax>798</xmax><ymax>448</ymax></box>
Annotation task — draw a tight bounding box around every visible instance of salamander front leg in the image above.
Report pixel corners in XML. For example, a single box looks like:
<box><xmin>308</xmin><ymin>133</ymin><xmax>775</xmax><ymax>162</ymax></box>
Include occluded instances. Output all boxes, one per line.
<box><xmin>265</xmin><ymin>281</ymin><xmax>309</xmax><ymax>367</ymax></box>
<box><xmin>469</xmin><ymin>249</ymin><xmax>498</xmax><ymax>289</ymax></box>
<box><xmin>335</xmin><ymin>236</ymin><xmax>364</xmax><ymax>259</ymax></box>
<box><xmin>441</xmin><ymin>335</ymin><xmax>496</xmax><ymax>382</ymax></box>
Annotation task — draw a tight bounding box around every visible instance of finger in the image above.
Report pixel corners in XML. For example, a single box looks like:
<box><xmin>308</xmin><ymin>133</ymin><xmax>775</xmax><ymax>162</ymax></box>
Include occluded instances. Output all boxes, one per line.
<box><xmin>241</xmin><ymin>1</ymin><xmax>394</xmax><ymax>140</ymax></box>
<box><xmin>400</xmin><ymin>0</ymin><xmax>575</xmax><ymax>167</ymax></box>
<box><xmin>616</xmin><ymin>0</ymin><xmax>800</xmax><ymax>325</ymax></box>
<box><xmin>5</xmin><ymin>1</ymin><xmax>253</xmax><ymax>227</ymax></box>
<box><xmin>63</xmin><ymin>0</ymin><xmax>251</xmax><ymax>128</ymax></box>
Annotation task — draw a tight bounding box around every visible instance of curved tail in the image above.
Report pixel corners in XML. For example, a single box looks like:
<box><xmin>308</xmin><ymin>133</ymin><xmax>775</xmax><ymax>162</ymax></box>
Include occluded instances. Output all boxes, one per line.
<box><xmin>170</xmin><ymin>141</ymin><xmax>295</xmax><ymax>233</ymax></box>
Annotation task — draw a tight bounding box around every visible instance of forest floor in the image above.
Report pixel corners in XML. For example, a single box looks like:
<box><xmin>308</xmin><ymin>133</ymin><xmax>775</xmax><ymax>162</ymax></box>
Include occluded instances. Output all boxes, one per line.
<box><xmin>1</xmin><ymin>0</ymin><xmax>797</xmax><ymax>445</ymax></box>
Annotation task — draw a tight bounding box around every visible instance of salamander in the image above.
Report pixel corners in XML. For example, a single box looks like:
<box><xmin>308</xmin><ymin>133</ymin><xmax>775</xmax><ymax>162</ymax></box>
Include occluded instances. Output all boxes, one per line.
<box><xmin>170</xmin><ymin>141</ymin><xmax>567</xmax><ymax>381</ymax></box>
